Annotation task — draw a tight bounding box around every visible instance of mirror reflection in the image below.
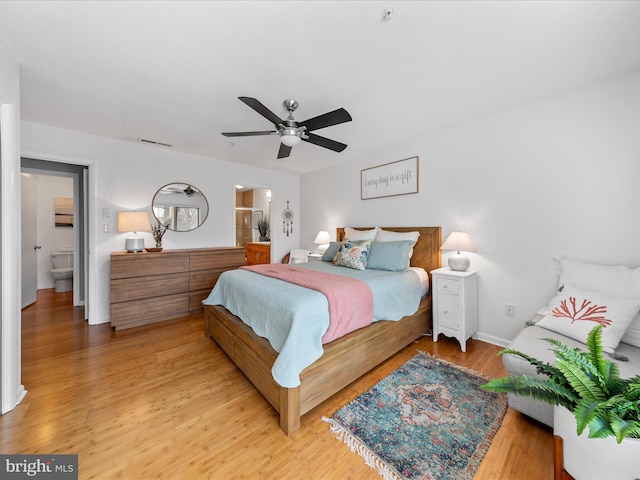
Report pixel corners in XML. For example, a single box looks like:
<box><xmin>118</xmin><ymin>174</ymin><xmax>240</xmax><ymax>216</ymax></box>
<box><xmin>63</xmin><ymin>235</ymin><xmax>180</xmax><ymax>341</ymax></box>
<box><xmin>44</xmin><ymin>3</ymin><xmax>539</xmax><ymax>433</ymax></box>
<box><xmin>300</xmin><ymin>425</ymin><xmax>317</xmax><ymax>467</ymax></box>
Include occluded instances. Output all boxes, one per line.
<box><xmin>152</xmin><ymin>183</ymin><xmax>209</xmax><ymax>232</ymax></box>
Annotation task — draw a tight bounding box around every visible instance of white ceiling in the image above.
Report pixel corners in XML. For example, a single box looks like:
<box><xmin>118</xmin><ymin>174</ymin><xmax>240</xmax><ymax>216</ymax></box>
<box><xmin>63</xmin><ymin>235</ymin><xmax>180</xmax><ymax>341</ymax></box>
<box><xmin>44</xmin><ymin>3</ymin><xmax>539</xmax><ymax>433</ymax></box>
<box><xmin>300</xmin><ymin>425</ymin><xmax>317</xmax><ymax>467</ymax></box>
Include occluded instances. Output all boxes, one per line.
<box><xmin>1</xmin><ymin>1</ymin><xmax>639</xmax><ymax>175</ymax></box>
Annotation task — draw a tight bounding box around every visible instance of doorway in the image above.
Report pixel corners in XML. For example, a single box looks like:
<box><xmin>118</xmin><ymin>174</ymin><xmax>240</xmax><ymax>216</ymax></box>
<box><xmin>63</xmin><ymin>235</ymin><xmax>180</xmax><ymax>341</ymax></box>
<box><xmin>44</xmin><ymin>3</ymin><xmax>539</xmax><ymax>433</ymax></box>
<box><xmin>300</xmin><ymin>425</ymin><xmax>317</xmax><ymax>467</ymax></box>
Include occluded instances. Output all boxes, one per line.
<box><xmin>234</xmin><ymin>185</ymin><xmax>272</xmax><ymax>261</ymax></box>
<box><xmin>21</xmin><ymin>158</ymin><xmax>88</xmax><ymax>312</ymax></box>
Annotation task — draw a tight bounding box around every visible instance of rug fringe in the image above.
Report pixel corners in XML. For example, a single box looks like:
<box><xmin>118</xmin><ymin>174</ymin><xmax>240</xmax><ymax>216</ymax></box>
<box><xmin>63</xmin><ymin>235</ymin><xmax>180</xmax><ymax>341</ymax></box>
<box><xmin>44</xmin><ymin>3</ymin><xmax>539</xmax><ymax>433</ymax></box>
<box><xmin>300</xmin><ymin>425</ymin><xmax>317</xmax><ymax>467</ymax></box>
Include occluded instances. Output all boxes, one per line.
<box><xmin>322</xmin><ymin>417</ymin><xmax>403</xmax><ymax>480</ymax></box>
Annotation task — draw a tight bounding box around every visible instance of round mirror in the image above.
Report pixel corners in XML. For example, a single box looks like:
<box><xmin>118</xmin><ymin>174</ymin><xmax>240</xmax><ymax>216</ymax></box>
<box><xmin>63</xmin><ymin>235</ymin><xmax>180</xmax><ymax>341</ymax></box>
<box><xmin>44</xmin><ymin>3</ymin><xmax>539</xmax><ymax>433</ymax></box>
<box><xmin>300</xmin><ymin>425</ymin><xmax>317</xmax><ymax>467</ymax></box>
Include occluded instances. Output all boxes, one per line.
<box><xmin>152</xmin><ymin>183</ymin><xmax>209</xmax><ymax>232</ymax></box>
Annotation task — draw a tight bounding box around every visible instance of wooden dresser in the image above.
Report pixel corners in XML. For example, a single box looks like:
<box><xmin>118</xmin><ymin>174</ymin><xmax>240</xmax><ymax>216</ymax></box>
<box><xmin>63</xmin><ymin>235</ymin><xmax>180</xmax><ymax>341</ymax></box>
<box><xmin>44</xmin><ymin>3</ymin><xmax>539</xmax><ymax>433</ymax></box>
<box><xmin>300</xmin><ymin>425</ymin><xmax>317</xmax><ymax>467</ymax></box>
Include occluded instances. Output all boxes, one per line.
<box><xmin>110</xmin><ymin>247</ymin><xmax>245</xmax><ymax>330</ymax></box>
<box><xmin>245</xmin><ymin>242</ymin><xmax>271</xmax><ymax>265</ymax></box>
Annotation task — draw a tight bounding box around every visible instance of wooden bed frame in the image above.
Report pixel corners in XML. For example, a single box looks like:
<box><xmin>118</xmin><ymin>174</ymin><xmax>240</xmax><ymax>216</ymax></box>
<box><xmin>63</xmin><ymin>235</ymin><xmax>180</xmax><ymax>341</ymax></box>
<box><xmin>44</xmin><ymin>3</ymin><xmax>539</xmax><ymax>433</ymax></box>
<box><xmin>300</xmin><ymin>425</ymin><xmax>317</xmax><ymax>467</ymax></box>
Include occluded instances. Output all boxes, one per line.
<box><xmin>204</xmin><ymin>226</ymin><xmax>442</xmax><ymax>435</ymax></box>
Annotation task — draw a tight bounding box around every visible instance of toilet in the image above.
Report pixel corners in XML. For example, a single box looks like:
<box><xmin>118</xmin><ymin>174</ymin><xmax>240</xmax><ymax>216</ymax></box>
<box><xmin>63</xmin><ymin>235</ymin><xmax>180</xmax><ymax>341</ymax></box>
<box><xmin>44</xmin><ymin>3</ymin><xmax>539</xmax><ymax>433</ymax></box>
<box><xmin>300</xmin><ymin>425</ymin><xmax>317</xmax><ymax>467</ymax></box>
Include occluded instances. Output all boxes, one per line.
<box><xmin>50</xmin><ymin>247</ymin><xmax>74</xmax><ymax>293</ymax></box>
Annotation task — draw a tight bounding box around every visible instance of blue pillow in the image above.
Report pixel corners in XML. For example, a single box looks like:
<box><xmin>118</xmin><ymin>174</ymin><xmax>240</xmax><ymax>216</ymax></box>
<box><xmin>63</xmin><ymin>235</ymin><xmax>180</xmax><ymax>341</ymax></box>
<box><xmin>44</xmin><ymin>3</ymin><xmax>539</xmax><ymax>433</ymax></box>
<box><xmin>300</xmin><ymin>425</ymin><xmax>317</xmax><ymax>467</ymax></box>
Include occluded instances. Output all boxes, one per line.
<box><xmin>322</xmin><ymin>241</ymin><xmax>342</xmax><ymax>261</ymax></box>
<box><xmin>366</xmin><ymin>240</ymin><xmax>414</xmax><ymax>272</ymax></box>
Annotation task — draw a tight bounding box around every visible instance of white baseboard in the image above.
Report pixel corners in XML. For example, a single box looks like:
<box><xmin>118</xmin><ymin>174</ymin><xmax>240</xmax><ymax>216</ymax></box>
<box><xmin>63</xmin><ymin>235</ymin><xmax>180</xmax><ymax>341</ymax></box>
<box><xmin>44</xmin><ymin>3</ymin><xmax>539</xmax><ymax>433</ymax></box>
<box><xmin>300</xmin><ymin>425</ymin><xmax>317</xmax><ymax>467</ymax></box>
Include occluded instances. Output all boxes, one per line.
<box><xmin>476</xmin><ymin>332</ymin><xmax>511</xmax><ymax>348</ymax></box>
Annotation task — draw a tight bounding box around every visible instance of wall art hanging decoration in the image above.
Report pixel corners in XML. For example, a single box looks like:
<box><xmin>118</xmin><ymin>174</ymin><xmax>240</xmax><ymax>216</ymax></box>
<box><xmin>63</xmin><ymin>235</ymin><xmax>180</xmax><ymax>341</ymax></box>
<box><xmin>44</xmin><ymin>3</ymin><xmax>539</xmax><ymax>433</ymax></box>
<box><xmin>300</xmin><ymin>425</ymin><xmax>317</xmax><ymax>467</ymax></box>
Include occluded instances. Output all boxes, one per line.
<box><xmin>282</xmin><ymin>201</ymin><xmax>294</xmax><ymax>237</ymax></box>
<box><xmin>54</xmin><ymin>197</ymin><xmax>74</xmax><ymax>227</ymax></box>
<box><xmin>361</xmin><ymin>156</ymin><xmax>419</xmax><ymax>200</ymax></box>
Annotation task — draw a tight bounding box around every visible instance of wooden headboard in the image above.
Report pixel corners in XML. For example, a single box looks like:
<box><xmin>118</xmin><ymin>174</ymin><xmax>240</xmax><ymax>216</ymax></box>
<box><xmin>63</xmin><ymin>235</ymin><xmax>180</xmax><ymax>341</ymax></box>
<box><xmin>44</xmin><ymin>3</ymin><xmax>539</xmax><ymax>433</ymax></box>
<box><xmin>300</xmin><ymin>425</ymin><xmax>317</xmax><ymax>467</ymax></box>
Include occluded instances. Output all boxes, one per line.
<box><xmin>336</xmin><ymin>226</ymin><xmax>442</xmax><ymax>276</ymax></box>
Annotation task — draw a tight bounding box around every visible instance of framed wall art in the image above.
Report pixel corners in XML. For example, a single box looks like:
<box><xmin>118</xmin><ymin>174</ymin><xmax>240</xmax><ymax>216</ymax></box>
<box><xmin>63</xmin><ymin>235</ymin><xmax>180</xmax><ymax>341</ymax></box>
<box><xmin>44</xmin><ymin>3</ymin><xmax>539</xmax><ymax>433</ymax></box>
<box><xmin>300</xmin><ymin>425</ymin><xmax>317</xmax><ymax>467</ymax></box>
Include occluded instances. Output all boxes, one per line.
<box><xmin>54</xmin><ymin>197</ymin><xmax>74</xmax><ymax>227</ymax></box>
<box><xmin>361</xmin><ymin>156</ymin><xmax>419</xmax><ymax>200</ymax></box>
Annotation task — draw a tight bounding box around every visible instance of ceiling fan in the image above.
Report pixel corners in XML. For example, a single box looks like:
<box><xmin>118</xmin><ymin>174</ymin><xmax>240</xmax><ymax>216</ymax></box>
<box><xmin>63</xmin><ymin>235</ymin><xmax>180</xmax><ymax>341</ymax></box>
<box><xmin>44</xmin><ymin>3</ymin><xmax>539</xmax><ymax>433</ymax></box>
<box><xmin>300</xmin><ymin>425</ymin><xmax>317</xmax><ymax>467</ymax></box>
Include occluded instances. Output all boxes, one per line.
<box><xmin>222</xmin><ymin>97</ymin><xmax>352</xmax><ymax>159</ymax></box>
<box><xmin>160</xmin><ymin>184</ymin><xmax>199</xmax><ymax>197</ymax></box>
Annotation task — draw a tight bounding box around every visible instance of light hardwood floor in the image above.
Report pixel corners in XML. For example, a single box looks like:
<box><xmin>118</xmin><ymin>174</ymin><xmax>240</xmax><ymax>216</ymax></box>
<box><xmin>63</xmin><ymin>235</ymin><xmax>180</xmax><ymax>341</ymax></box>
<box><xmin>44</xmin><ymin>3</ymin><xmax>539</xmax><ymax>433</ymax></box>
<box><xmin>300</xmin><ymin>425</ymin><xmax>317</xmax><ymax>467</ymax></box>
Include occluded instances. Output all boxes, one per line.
<box><xmin>3</xmin><ymin>289</ymin><xmax>554</xmax><ymax>479</ymax></box>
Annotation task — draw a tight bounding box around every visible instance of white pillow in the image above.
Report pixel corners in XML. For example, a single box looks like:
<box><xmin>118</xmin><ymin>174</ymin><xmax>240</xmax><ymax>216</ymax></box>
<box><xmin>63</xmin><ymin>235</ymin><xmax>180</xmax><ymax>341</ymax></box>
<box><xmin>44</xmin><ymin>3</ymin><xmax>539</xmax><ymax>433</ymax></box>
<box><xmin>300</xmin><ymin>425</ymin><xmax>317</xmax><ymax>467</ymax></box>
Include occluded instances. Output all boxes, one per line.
<box><xmin>556</xmin><ymin>256</ymin><xmax>640</xmax><ymax>348</ymax></box>
<box><xmin>375</xmin><ymin>228</ymin><xmax>419</xmax><ymax>244</ymax></box>
<box><xmin>537</xmin><ymin>283</ymin><xmax>640</xmax><ymax>353</ymax></box>
<box><xmin>557</xmin><ymin>256</ymin><xmax>640</xmax><ymax>298</ymax></box>
<box><xmin>344</xmin><ymin>227</ymin><xmax>378</xmax><ymax>242</ymax></box>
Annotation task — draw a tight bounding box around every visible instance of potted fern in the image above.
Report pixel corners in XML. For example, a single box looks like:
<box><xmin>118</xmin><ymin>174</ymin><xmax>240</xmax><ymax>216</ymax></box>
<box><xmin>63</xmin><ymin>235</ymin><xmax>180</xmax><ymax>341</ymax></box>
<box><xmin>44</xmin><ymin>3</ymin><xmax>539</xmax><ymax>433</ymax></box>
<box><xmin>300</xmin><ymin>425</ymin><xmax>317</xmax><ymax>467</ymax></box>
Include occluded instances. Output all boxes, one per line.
<box><xmin>482</xmin><ymin>325</ymin><xmax>640</xmax><ymax>478</ymax></box>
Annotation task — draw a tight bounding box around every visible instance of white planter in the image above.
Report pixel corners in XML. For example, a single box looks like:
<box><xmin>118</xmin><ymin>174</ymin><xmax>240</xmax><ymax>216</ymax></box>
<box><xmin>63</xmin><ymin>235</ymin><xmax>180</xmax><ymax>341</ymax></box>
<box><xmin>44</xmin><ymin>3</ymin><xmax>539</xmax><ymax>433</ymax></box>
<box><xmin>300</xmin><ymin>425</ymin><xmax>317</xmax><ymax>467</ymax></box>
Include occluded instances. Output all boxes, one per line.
<box><xmin>554</xmin><ymin>406</ymin><xmax>640</xmax><ymax>480</ymax></box>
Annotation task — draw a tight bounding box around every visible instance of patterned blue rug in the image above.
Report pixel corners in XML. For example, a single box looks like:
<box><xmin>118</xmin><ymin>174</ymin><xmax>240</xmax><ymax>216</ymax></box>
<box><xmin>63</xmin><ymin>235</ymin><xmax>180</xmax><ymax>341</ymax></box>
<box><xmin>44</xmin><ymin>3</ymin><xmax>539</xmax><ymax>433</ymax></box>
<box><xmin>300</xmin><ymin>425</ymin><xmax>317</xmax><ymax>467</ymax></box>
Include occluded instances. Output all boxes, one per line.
<box><xmin>323</xmin><ymin>352</ymin><xmax>507</xmax><ymax>480</ymax></box>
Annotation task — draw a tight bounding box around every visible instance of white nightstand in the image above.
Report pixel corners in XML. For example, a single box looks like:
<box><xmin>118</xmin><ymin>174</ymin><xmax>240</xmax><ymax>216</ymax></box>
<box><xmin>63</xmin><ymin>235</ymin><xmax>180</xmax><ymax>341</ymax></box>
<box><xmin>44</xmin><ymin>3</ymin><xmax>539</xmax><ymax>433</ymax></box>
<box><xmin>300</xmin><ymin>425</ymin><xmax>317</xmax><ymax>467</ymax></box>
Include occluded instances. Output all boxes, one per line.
<box><xmin>307</xmin><ymin>253</ymin><xmax>322</xmax><ymax>262</ymax></box>
<box><xmin>430</xmin><ymin>267</ymin><xmax>478</xmax><ymax>352</ymax></box>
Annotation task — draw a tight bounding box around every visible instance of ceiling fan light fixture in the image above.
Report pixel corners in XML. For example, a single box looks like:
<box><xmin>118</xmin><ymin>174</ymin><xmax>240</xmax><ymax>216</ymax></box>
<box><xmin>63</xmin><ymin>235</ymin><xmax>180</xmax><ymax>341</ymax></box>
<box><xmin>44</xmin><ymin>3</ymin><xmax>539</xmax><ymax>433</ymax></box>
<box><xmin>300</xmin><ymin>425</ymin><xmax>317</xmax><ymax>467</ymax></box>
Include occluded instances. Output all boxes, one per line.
<box><xmin>280</xmin><ymin>128</ymin><xmax>302</xmax><ymax>147</ymax></box>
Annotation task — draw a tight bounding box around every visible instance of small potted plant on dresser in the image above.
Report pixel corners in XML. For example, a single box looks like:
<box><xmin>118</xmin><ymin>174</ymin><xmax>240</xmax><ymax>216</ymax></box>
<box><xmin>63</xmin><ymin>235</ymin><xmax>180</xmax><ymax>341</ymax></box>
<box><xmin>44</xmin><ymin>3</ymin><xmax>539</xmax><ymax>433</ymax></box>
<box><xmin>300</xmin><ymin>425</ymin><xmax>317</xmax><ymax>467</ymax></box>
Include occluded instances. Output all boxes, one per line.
<box><xmin>257</xmin><ymin>216</ymin><xmax>269</xmax><ymax>242</ymax></box>
<box><xmin>148</xmin><ymin>222</ymin><xmax>168</xmax><ymax>252</ymax></box>
<box><xmin>481</xmin><ymin>325</ymin><xmax>640</xmax><ymax>480</ymax></box>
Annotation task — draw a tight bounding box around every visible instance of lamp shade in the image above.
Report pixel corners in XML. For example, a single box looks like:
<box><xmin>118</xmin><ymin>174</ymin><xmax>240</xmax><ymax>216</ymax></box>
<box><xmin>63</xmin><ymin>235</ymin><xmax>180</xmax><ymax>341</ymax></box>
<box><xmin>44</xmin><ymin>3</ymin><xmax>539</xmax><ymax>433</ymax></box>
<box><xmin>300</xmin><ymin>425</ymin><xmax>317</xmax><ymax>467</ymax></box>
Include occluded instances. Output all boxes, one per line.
<box><xmin>313</xmin><ymin>231</ymin><xmax>331</xmax><ymax>245</ymax></box>
<box><xmin>313</xmin><ymin>230</ymin><xmax>331</xmax><ymax>254</ymax></box>
<box><xmin>441</xmin><ymin>232</ymin><xmax>476</xmax><ymax>253</ymax></box>
<box><xmin>441</xmin><ymin>232</ymin><xmax>476</xmax><ymax>271</ymax></box>
<box><xmin>117</xmin><ymin>211</ymin><xmax>151</xmax><ymax>233</ymax></box>
<box><xmin>117</xmin><ymin>211</ymin><xmax>151</xmax><ymax>253</ymax></box>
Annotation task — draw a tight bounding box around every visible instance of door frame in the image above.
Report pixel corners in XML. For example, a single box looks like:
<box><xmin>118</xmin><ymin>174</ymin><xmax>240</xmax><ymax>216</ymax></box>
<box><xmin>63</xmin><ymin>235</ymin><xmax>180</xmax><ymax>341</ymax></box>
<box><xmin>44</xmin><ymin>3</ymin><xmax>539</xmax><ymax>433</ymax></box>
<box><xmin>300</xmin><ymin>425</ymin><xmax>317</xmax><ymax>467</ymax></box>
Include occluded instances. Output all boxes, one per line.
<box><xmin>21</xmin><ymin>159</ymin><xmax>87</xmax><ymax>308</ymax></box>
<box><xmin>21</xmin><ymin>152</ymin><xmax>97</xmax><ymax>322</ymax></box>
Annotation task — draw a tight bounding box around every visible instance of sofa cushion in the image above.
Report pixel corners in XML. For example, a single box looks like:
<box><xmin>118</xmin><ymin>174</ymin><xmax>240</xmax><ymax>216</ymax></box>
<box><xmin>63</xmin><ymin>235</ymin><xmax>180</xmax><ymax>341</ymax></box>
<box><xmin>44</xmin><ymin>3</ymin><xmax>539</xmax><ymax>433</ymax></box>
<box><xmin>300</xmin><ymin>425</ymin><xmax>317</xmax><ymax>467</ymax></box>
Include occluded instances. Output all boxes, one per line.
<box><xmin>556</xmin><ymin>256</ymin><xmax>640</xmax><ymax>348</ymax></box>
<box><xmin>536</xmin><ymin>284</ymin><xmax>640</xmax><ymax>353</ymax></box>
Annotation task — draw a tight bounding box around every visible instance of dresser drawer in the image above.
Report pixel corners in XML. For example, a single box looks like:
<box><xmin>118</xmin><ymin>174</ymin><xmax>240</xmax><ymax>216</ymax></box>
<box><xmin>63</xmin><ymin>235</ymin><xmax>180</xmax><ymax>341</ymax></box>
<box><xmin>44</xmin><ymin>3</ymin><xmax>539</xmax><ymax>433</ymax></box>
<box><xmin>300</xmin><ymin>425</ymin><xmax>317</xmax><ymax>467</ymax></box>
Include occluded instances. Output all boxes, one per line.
<box><xmin>111</xmin><ymin>273</ymin><xmax>189</xmax><ymax>303</ymax></box>
<box><xmin>110</xmin><ymin>293</ymin><xmax>190</xmax><ymax>330</ymax></box>
<box><xmin>436</xmin><ymin>277</ymin><xmax>459</xmax><ymax>295</ymax></box>
<box><xmin>190</xmin><ymin>249</ymin><xmax>245</xmax><ymax>271</ymax></box>
<box><xmin>190</xmin><ymin>269</ymin><xmax>226</xmax><ymax>292</ymax></box>
<box><xmin>111</xmin><ymin>252</ymin><xmax>189</xmax><ymax>279</ymax></box>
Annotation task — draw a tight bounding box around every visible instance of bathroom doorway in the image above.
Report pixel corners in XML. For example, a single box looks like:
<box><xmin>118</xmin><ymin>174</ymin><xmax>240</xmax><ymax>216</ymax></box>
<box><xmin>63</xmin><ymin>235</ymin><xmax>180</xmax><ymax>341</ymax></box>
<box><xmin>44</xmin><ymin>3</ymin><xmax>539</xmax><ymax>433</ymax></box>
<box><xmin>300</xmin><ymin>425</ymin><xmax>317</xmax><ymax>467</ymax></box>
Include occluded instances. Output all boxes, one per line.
<box><xmin>21</xmin><ymin>158</ymin><xmax>88</xmax><ymax>311</ymax></box>
<box><xmin>234</xmin><ymin>184</ymin><xmax>272</xmax><ymax>257</ymax></box>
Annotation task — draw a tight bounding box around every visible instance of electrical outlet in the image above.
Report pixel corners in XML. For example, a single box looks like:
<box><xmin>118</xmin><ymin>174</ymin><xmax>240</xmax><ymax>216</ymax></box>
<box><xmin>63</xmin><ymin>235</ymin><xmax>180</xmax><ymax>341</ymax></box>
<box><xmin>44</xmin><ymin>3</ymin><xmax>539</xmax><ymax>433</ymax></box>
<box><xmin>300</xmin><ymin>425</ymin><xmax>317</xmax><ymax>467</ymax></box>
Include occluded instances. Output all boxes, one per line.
<box><xmin>505</xmin><ymin>303</ymin><xmax>515</xmax><ymax>317</ymax></box>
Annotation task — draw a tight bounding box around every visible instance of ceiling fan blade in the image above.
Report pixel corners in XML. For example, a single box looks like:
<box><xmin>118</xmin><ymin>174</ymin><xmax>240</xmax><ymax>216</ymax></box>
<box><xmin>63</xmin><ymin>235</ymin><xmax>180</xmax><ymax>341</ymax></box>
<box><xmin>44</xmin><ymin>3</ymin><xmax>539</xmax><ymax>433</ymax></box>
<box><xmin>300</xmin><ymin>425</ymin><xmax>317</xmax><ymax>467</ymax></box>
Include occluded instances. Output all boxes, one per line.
<box><xmin>238</xmin><ymin>97</ymin><xmax>284</xmax><ymax>126</ymax></box>
<box><xmin>277</xmin><ymin>143</ymin><xmax>292</xmax><ymax>159</ymax></box>
<box><xmin>303</xmin><ymin>132</ymin><xmax>348</xmax><ymax>152</ymax></box>
<box><xmin>298</xmin><ymin>108</ymin><xmax>352</xmax><ymax>132</ymax></box>
<box><xmin>221</xmin><ymin>130</ymin><xmax>276</xmax><ymax>137</ymax></box>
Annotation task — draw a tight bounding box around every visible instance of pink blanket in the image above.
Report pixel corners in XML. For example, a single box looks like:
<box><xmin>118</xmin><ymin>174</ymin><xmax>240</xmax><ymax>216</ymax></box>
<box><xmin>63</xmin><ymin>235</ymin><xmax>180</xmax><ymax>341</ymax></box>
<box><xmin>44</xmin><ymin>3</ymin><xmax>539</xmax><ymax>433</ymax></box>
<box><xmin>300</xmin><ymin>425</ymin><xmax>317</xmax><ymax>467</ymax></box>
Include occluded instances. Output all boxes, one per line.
<box><xmin>241</xmin><ymin>264</ymin><xmax>374</xmax><ymax>343</ymax></box>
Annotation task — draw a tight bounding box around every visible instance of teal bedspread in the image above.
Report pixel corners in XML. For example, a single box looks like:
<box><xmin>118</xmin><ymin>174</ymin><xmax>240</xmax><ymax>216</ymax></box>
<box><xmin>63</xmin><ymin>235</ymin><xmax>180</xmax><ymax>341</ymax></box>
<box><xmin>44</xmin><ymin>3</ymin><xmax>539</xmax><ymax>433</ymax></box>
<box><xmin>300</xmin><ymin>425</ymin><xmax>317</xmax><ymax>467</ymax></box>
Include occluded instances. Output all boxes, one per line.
<box><xmin>203</xmin><ymin>262</ymin><xmax>422</xmax><ymax>388</ymax></box>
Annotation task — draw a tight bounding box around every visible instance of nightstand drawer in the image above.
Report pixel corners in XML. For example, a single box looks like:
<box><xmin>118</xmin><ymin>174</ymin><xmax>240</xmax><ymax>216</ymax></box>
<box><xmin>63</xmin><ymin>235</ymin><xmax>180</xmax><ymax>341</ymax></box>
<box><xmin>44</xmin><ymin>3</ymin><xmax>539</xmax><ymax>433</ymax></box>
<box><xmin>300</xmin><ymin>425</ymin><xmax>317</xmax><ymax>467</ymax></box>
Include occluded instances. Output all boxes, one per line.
<box><xmin>437</xmin><ymin>278</ymin><xmax>459</xmax><ymax>295</ymax></box>
<box><xmin>437</xmin><ymin>294</ymin><xmax>459</xmax><ymax>329</ymax></box>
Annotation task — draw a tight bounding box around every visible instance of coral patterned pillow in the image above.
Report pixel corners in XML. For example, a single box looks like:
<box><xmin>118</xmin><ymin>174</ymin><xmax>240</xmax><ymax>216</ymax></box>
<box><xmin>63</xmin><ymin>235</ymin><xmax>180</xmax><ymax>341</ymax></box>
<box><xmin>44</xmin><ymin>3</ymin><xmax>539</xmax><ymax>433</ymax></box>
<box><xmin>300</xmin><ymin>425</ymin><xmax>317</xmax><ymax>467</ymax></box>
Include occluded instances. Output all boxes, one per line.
<box><xmin>537</xmin><ymin>284</ymin><xmax>640</xmax><ymax>353</ymax></box>
<box><xmin>334</xmin><ymin>239</ymin><xmax>371</xmax><ymax>271</ymax></box>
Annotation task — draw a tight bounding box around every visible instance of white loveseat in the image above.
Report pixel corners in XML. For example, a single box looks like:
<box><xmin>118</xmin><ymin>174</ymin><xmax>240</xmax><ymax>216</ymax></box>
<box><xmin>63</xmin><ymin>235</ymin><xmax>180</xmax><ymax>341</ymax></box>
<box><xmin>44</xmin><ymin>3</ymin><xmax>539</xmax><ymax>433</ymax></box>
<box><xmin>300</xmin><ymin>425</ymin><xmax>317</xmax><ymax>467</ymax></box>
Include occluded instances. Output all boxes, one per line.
<box><xmin>502</xmin><ymin>257</ymin><xmax>640</xmax><ymax>427</ymax></box>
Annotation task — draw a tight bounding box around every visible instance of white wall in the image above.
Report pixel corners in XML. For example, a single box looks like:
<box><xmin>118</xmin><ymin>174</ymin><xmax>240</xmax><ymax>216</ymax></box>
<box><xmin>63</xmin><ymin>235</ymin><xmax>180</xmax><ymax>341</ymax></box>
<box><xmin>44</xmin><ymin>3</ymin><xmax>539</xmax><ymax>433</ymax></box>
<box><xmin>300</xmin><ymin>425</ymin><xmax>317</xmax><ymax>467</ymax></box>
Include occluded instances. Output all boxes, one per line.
<box><xmin>21</xmin><ymin>122</ymin><xmax>300</xmax><ymax>325</ymax></box>
<box><xmin>300</xmin><ymin>70</ymin><xmax>640</xmax><ymax>346</ymax></box>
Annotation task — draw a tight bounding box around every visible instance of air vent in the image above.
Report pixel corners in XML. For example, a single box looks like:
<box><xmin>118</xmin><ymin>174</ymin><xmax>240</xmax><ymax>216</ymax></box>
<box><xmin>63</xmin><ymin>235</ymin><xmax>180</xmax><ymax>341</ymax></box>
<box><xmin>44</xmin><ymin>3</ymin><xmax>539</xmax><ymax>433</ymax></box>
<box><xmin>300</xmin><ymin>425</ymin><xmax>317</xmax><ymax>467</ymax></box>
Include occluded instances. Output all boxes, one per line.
<box><xmin>138</xmin><ymin>138</ymin><xmax>172</xmax><ymax>147</ymax></box>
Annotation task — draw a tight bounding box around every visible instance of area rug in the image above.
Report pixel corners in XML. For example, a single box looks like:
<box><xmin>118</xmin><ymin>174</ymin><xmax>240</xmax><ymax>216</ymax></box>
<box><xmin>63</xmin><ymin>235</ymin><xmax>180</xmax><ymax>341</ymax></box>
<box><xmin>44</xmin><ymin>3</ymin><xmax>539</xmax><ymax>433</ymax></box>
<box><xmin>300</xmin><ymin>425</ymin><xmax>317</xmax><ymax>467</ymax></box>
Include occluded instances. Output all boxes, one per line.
<box><xmin>322</xmin><ymin>352</ymin><xmax>507</xmax><ymax>480</ymax></box>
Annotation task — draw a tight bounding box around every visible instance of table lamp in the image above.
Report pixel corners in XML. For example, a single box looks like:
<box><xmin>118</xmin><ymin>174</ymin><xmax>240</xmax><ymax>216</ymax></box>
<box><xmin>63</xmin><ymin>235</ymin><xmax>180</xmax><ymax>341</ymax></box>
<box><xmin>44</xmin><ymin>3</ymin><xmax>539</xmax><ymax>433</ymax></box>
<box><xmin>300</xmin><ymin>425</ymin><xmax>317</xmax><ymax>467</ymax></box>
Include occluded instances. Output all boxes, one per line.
<box><xmin>117</xmin><ymin>211</ymin><xmax>151</xmax><ymax>252</ymax></box>
<box><xmin>313</xmin><ymin>230</ymin><xmax>331</xmax><ymax>254</ymax></box>
<box><xmin>441</xmin><ymin>231</ymin><xmax>476</xmax><ymax>271</ymax></box>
